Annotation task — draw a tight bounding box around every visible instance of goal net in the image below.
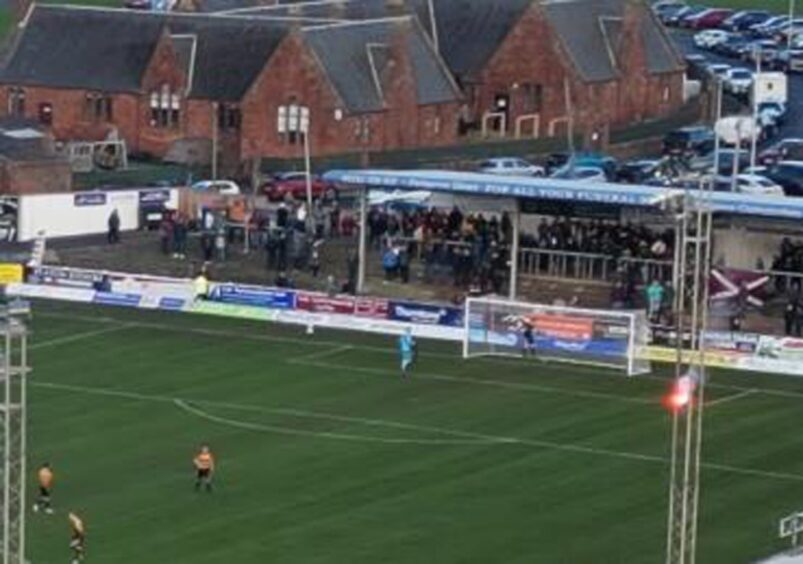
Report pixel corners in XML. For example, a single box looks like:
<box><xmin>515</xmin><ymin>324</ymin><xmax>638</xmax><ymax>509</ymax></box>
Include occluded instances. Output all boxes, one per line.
<box><xmin>463</xmin><ymin>296</ymin><xmax>651</xmax><ymax>376</ymax></box>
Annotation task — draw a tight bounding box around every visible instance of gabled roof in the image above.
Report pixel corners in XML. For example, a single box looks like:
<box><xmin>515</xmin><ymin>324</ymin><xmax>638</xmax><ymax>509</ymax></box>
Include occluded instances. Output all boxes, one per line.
<box><xmin>0</xmin><ymin>5</ymin><xmax>289</xmax><ymax>100</ymax></box>
<box><xmin>240</xmin><ymin>0</ymin><xmax>533</xmax><ymax>79</ymax></box>
<box><xmin>542</xmin><ymin>0</ymin><xmax>684</xmax><ymax>82</ymax></box>
<box><xmin>302</xmin><ymin>18</ymin><xmax>461</xmax><ymax>113</ymax></box>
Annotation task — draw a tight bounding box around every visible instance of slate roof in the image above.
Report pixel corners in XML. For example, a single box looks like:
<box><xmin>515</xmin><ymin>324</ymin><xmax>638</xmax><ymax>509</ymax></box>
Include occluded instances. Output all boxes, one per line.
<box><xmin>302</xmin><ymin>17</ymin><xmax>460</xmax><ymax>113</ymax></box>
<box><xmin>542</xmin><ymin>0</ymin><xmax>684</xmax><ymax>82</ymax></box>
<box><xmin>230</xmin><ymin>0</ymin><xmax>683</xmax><ymax>82</ymax></box>
<box><xmin>0</xmin><ymin>5</ymin><xmax>289</xmax><ymax>100</ymax></box>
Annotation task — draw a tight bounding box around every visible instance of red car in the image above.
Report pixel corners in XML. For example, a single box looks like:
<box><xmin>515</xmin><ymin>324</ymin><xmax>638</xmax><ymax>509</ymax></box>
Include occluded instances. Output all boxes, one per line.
<box><xmin>261</xmin><ymin>172</ymin><xmax>337</xmax><ymax>202</ymax></box>
<box><xmin>689</xmin><ymin>8</ymin><xmax>734</xmax><ymax>29</ymax></box>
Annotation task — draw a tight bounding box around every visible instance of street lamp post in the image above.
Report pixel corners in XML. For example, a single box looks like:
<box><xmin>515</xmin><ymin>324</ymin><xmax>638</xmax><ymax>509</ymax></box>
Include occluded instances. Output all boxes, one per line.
<box><xmin>749</xmin><ymin>47</ymin><xmax>762</xmax><ymax>172</ymax></box>
<box><xmin>279</xmin><ymin>103</ymin><xmax>314</xmax><ymax>233</ymax></box>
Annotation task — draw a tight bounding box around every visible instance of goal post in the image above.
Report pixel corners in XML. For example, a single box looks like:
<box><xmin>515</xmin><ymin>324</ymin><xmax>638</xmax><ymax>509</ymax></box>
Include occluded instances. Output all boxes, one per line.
<box><xmin>463</xmin><ymin>296</ymin><xmax>651</xmax><ymax>376</ymax></box>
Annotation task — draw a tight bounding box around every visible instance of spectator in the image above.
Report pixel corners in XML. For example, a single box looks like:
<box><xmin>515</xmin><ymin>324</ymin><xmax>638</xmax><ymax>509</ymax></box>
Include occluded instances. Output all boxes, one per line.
<box><xmin>172</xmin><ymin>213</ymin><xmax>188</xmax><ymax>259</ymax></box>
<box><xmin>785</xmin><ymin>295</ymin><xmax>800</xmax><ymax>336</ymax></box>
<box><xmin>382</xmin><ymin>246</ymin><xmax>400</xmax><ymax>281</ymax></box>
<box><xmin>310</xmin><ymin>239</ymin><xmax>322</xmax><ymax>278</ymax></box>
<box><xmin>159</xmin><ymin>214</ymin><xmax>173</xmax><ymax>255</ymax></box>
<box><xmin>646</xmin><ymin>280</ymin><xmax>665</xmax><ymax>322</ymax></box>
<box><xmin>107</xmin><ymin>209</ymin><xmax>120</xmax><ymax>244</ymax></box>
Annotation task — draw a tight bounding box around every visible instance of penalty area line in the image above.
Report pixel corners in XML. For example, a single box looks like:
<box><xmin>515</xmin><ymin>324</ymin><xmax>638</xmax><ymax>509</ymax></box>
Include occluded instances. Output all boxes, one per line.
<box><xmin>706</xmin><ymin>389</ymin><xmax>757</xmax><ymax>408</ymax></box>
<box><xmin>30</xmin><ymin>323</ymin><xmax>135</xmax><ymax>350</ymax></box>
<box><xmin>30</xmin><ymin>380</ymin><xmax>803</xmax><ymax>483</ymax></box>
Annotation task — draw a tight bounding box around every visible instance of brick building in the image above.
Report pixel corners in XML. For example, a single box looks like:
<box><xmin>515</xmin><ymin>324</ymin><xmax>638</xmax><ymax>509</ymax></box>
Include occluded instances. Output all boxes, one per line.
<box><xmin>0</xmin><ymin>5</ymin><xmax>461</xmax><ymax>171</ymax></box>
<box><xmin>236</xmin><ymin>0</ymin><xmax>686</xmax><ymax>146</ymax></box>
<box><xmin>0</xmin><ymin>118</ymin><xmax>71</xmax><ymax>194</ymax></box>
<box><xmin>0</xmin><ymin>0</ymin><xmax>684</xmax><ymax>169</ymax></box>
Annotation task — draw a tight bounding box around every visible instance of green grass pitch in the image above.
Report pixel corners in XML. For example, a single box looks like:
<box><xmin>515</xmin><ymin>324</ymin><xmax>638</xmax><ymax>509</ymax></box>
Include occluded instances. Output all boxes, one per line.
<box><xmin>24</xmin><ymin>300</ymin><xmax>803</xmax><ymax>563</ymax></box>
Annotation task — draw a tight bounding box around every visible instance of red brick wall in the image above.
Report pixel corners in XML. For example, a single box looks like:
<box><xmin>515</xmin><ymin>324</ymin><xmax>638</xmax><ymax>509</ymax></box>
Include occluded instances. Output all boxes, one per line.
<box><xmin>240</xmin><ymin>28</ymin><xmax>459</xmax><ymax>160</ymax></box>
<box><xmin>0</xmin><ymin>85</ymin><xmax>140</xmax><ymax>146</ymax></box>
<box><xmin>0</xmin><ymin>159</ymin><xmax>72</xmax><ymax>195</ymax></box>
<box><xmin>474</xmin><ymin>2</ymin><xmax>684</xmax><ymax>140</ymax></box>
<box><xmin>138</xmin><ymin>31</ymin><xmax>191</xmax><ymax>156</ymax></box>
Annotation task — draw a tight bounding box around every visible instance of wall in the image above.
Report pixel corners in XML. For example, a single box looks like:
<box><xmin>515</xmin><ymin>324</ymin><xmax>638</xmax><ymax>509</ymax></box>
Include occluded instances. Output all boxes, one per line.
<box><xmin>0</xmin><ymin>86</ymin><xmax>140</xmax><ymax>147</ymax></box>
<box><xmin>0</xmin><ymin>158</ymin><xmax>73</xmax><ymax>194</ymax></box>
<box><xmin>473</xmin><ymin>2</ymin><xmax>684</xmax><ymax>141</ymax></box>
<box><xmin>17</xmin><ymin>188</ymin><xmax>179</xmax><ymax>241</ymax></box>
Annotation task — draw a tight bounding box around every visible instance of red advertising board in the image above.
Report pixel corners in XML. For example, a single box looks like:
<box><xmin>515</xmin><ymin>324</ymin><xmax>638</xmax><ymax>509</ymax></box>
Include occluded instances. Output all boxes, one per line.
<box><xmin>355</xmin><ymin>297</ymin><xmax>389</xmax><ymax>319</ymax></box>
<box><xmin>295</xmin><ymin>292</ymin><xmax>355</xmax><ymax>314</ymax></box>
<box><xmin>525</xmin><ymin>313</ymin><xmax>593</xmax><ymax>340</ymax></box>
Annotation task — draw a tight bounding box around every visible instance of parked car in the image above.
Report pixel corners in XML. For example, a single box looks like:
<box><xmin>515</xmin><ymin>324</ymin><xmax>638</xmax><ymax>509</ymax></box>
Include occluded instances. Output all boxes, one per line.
<box><xmin>723</xmin><ymin>67</ymin><xmax>753</xmax><ymax>95</ymax></box>
<box><xmin>705</xmin><ymin>63</ymin><xmax>732</xmax><ymax>80</ymax></box>
<box><xmin>569</xmin><ymin>153</ymin><xmax>618</xmax><ymax>180</ymax></box>
<box><xmin>694</xmin><ymin>29</ymin><xmax>729</xmax><ymax>49</ymax></box>
<box><xmin>759</xmin><ymin>138</ymin><xmax>803</xmax><ymax>166</ymax></box>
<box><xmin>261</xmin><ymin>172</ymin><xmax>337</xmax><ymax>201</ymax></box>
<box><xmin>616</xmin><ymin>159</ymin><xmax>663</xmax><ymax>184</ymax></box>
<box><xmin>763</xmin><ymin>161</ymin><xmax>803</xmax><ymax>196</ymax></box>
<box><xmin>716</xmin><ymin>35</ymin><xmax>750</xmax><ymax>58</ymax></box>
<box><xmin>663</xmin><ymin>126</ymin><xmax>715</xmax><ymax>157</ymax></box>
<box><xmin>190</xmin><ymin>180</ymin><xmax>241</xmax><ymax>196</ymax></box>
<box><xmin>733</xmin><ymin>173</ymin><xmax>785</xmax><ymax>196</ymax></box>
<box><xmin>544</xmin><ymin>152</ymin><xmax>571</xmax><ymax>175</ymax></box>
<box><xmin>672</xmin><ymin>5</ymin><xmax>707</xmax><ymax>27</ymax></box>
<box><xmin>749</xmin><ymin>15</ymin><xmax>790</xmax><ymax>37</ymax></box>
<box><xmin>776</xmin><ymin>48</ymin><xmax>803</xmax><ymax>72</ymax></box>
<box><xmin>550</xmin><ymin>166</ymin><xmax>607</xmax><ymax>182</ymax></box>
<box><xmin>478</xmin><ymin>157</ymin><xmax>545</xmax><ymax>177</ymax></box>
<box><xmin>723</xmin><ymin>10</ymin><xmax>771</xmax><ymax>32</ymax></box>
<box><xmin>655</xmin><ymin>2</ymin><xmax>688</xmax><ymax>23</ymax></box>
<box><xmin>687</xmin><ymin>8</ymin><xmax>734</xmax><ymax>30</ymax></box>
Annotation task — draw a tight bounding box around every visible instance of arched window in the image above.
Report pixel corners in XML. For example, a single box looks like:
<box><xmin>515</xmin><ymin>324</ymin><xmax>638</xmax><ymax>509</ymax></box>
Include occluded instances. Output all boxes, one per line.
<box><xmin>149</xmin><ymin>84</ymin><xmax>181</xmax><ymax>128</ymax></box>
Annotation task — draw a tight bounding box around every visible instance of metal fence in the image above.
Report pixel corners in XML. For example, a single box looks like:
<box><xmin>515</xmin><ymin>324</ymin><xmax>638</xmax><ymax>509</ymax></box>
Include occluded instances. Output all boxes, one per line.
<box><xmin>518</xmin><ymin>248</ymin><xmax>674</xmax><ymax>283</ymax></box>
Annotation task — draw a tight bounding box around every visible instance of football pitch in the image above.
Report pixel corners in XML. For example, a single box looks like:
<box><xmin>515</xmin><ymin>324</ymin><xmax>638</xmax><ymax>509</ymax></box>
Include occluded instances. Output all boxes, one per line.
<box><xmin>24</xmin><ymin>301</ymin><xmax>803</xmax><ymax>563</ymax></box>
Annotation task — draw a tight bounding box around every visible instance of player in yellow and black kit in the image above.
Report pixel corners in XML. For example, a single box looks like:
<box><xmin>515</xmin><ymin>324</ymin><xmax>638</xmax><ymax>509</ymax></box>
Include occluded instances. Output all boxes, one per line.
<box><xmin>33</xmin><ymin>462</ymin><xmax>54</xmax><ymax>514</ymax></box>
<box><xmin>193</xmin><ymin>445</ymin><xmax>215</xmax><ymax>493</ymax></box>
<box><xmin>68</xmin><ymin>512</ymin><xmax>85</xmax><ymax>563</ymax></box>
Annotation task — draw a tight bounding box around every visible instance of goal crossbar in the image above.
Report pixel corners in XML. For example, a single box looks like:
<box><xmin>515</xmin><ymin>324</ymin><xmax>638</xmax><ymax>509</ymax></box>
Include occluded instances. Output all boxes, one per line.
<box><xmin>463</xmin><ymin>296</ymin><xmax>651</xmax><ymax>376</ymax></box>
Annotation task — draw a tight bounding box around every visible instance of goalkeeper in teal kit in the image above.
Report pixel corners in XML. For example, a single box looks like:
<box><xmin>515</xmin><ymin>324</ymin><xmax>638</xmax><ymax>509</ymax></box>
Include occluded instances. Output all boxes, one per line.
<box><xmin>399</xmin><ymin>328</ymin><xmax>417</xmax><ymax>377</ymax></box>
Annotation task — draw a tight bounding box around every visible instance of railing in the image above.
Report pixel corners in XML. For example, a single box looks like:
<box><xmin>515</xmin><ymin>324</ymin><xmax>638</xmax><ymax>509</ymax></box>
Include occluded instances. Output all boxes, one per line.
<box><xmin>518</xmin><ymin>248</ymin><xmax>674</xmax><ymax>283</ymax></box>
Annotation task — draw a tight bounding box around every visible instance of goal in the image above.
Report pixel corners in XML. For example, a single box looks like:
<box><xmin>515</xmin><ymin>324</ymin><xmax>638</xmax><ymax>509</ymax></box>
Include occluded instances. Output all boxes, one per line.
<box><xmin>463</xmin><ymin>296</ymin><xmax>651</xmax><ymax>376</ymax></box>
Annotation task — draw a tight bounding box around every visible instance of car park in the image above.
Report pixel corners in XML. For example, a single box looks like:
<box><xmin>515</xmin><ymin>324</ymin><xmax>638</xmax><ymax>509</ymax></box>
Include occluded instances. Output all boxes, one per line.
<box><xmin>670</xmin><ymin>6</ymin><xmax>707</xmax><ymax>27</ymax></box>
<box><xmin>723</xmin><ymin>10</ymin><xmax>771</xmax><ymax>32</ymax></box>
<box><xmin>749</xmin><ymin>15</ymin><xmax>790</xmax><ymax>37</ymax></box>
<box><xmin>655</xmin><ymin>3</ymin><xmax>687</xmax><ymax>24</ymax></box>
<box><xmin>190</xmin><ymin>180</ymin><xmax>241</xmax><ymax>196</ymax></box>
<box><xmin>705</xmin><ymin>63</ymin><xmax>732</xmax><ymax>80</ymax></box>
<box><xmin>763</xmin><ymin>161</ymin><xmax>803</xmax><ymax>196</ymax></box>
<box><xmin>261</xmin><ymin>172</ymin><xmax>337</xmax><ymax>201</ymax></box>
<box><xmin>733</xmin><ymin>173</ymin><xmax>785</xmax><ymax>196</ymax></box>
<box><xmin>478</xmin><ymin>157</ymin><xmax>545</xmax><ymax>177</ymax></box>
<box><xmin>777</xmin><ymin>48</ymin><xmax>803</xmax><ymax>72</ymax></box>
<box><xmin>550</xmin><ymin>166</ymin><xmax>607</xmax><ymax>182</ymax></box>
<box><xmin>759</xmin><ymin>139</ymin><xmax>803</xmax><ymax>165</ymax></box>
<box><xmin>723</xmin><ymin>67</ymin><xmax>753</xmax><ymax>95</ymax></box>
<box><xmin>694</xmin><ymin>29</ymin><xmax>729</xmax><ymax>49</ymax></box>
<box><xmin>663</xmin><ymin>126</ymin><xmax>715</xmax><ymax>157</ymax></box>
<box><xmin>616</xmin><ymin>159</ymin><xmax>663</xmax><ymax>184</ymax></box>
<box><xmin>688</xmin><ymin>8</ymin><xmax>734</xmax><ymax>30</ymax></box>
<box><xmin>714</xmin><ymin>35</ymin><xmax>749</xmax><ymax>58</ymax></box>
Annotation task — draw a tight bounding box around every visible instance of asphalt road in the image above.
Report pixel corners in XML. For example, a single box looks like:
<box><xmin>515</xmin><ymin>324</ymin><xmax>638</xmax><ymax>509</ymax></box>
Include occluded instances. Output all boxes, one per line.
<box><xmin>671</xmin><ymin>29</ymin><xmax>803</xmax><ymax>142</ymax></box>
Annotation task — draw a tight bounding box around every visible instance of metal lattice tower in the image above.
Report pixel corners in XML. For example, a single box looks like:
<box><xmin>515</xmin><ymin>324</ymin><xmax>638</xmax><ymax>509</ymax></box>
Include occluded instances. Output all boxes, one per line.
<box><xmin>0</xmin><ymin>302</ymin><xmax>29</xmax><ymax>564</ymax></box>
<box><xmin>665</xmin><ymin>186</ymin><xmax>713</xmax><ymax>564</ymax></box>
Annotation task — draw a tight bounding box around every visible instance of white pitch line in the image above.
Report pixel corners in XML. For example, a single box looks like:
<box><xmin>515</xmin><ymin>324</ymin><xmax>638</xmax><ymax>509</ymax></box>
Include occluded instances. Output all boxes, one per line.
<box><xmin>30</xmin><ymin>379</ymin><xmax>803</xmax><ymax>482</ymax></box>
<box><xmin>30</xmin><ymin>323</ymin><xmax>134</xmax><ymax>350</ymax></box>
<box><xmin>173</xmin><ymin>399</ymin><xmax>495</xmax><ymax>446</ymax></box>
<box><xmin>289</xmin><ymin>358</ymin><xmax>656</xmax><ymax>406</ymax></box>
<box><xmin>291</xmin><ymin>344</ymin><xmax>354</xmax><ymax>362</ymax></box>
<box><xmin>36</xmin><ymin>311</ymin><xmax>803</xmax><ymax>403</ymax></box>
<box><xmin>706</xmin><ymin>389</ymin><xmax>757</xmax><ymax>408</ymax></box>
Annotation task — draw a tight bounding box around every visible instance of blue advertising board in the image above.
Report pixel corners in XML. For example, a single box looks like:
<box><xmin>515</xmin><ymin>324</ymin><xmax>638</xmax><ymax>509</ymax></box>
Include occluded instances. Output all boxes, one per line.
<box><xmin>74</xmin><ymin>192</ymin><xmax>107</xmax><ymax>207</ymax></box>
<box><xmin>92</xmin><ymin>291</ymin><xmax>142</xmax><ymax>307</ymax></box>
<box><xmin>208</xmin><ymin>284</ymin><xmax>295</xmax><ymax>309</ymax></box>
<box><xmin>139</xmin><ymin>189</ymin><xmax>171</xmax><ymax>205</ymax></box>
<box><xmin>388</xmin><ymin>300</ymin><xmax>464</xmax><ymax>327</ymax></box>
<box><xmin>158</xmin><ymin>297</ymin><xmax>187</xmax><ymax>311</ymax></box>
